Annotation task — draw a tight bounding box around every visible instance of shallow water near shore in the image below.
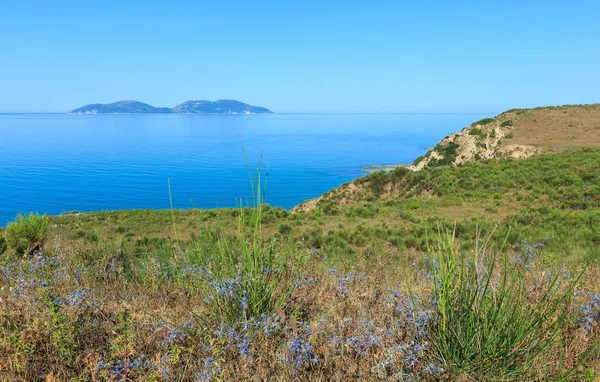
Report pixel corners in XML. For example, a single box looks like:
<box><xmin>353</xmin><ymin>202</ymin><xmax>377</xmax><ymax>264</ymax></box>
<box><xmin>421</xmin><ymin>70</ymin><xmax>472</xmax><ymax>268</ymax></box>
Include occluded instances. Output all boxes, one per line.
<box><xmin>0</xmin><ymin>113</ymin><xmax>486</xmax><ymax>225</ymax></box>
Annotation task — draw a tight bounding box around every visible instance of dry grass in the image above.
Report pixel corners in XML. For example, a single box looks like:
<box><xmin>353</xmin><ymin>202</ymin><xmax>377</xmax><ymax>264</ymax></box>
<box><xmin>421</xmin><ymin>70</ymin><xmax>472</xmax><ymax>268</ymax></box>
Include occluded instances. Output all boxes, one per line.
<box><xmin>1</xmin><ymin>236</ymin><xmax>599</xmax><ymax>381</ymax></box>
<box><xmin>411</xmin><ymin>104</ymin><xmax>600</xmax><ymax>171</ymax></box>
<box><xmin>501</xmin><ymin>104</ymin><xmax>600</xmax><ymax>150</ymax></box>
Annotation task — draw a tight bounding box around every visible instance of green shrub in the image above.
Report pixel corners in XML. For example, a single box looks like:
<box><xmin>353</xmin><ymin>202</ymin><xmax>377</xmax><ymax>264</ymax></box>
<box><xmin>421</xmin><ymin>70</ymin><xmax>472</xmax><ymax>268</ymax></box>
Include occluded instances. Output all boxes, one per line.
<box><xmin>110</xmin><ymin>310</ymin><xmax>135</xmax><ymax>358</ymax></box>
<box><xmin>469</xmin><ymin>128</ymin><xmax>483</xmax><ymax>136</ymax></box>
<box><xmin>425</xmin><ymin>231</ymin><xmax>583</xmax><ymax>378</ymax></box>
<box><xmin>42</xmin><ymin>290</ymin><xmax>76</xmax><ymax>365</ymax></box>
<box><xmin>73</xmin><ymin>230</ymin><xmax>86</xmax><ymax>239</ymax></box>
<box><xmin>404</xmin><ymin>235</ymin><xmax>418</xmax><ymax>248</ymax></box>
<box><xmin>413</xmin><ymin>155</ymin><xmax>426</xmax><ymax>166</ymax></box>
<box><xmin>0</xmin><ymin>230</ymin><xmax>6</xmax><ymax>254</ymax></box>
<box><xmin>500</xmin><ymin>120</ymin><xmax>513</xmax><ymax>127</ymax></box>
<box><xmin>4</xmin><ymin>213</ymin><xmax>50</xmax><ymax>255</ymax></box>
<box><xmin>84</xmin><ymin>230</ymin><xmax>99</xmax><ymax>243</ymax></box>
<box><xmin>345</xmin><ymin>205</ymin><xmax>378</xmax><ymax>218</ymax></box>
<box><xmin>471</xmin><ymin>118</ymin><xmax>494</xmax><ymax>126</ymax></box>
<box><xmin>428</xmin><ymin>142</ymin><xmax>460</xmax><ymax>168</ymax></box>
<box><xmin>319</xmin><ymin>201</ymin><xmax>340</xmax><ymax>215</ymax></box>
<box><xmin>505</xmin><ymin>133</ymin><xmax>514</xmax><ymax>139</ymax></box>
<box><xmin>278</xmin><ymin>223</ymin><xmax>292</xmax><ymax>235</ymax></box>
<box><xmin>364</xmin><ymin>170</ymin><xmax>391</xmax><ymax>195</ymax></box>
<box><xmin>399</xmin><ymin>210</ymin><xmax>417</xmax><ymax>223</ymax></box>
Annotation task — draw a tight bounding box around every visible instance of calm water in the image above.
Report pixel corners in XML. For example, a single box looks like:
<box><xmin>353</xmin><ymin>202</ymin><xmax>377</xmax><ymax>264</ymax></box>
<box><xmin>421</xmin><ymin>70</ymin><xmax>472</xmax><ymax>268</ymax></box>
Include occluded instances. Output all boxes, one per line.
<box><xmin>0</xmin><ymin>113</ymin><xmax>485</xmax><ymax>226</ymax></box>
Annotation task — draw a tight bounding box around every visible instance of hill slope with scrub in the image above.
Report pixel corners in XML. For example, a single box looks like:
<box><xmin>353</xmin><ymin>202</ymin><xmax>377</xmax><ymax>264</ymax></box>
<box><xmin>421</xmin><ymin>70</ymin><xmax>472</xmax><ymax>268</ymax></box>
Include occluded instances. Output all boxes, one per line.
<box><xmin>411</xmin><ymin>103</ymin><xmax>600</xmax><ymax>170</ymax></box>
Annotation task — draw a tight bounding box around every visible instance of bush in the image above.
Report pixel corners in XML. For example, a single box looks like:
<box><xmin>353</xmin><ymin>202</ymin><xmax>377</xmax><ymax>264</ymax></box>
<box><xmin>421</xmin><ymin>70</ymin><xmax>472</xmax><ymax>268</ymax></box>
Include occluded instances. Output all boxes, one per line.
<box><xmin>278</xmin><ymin>223</ymin><xmax>292</xmax><ymax>235</ymax></box>
<box><xmin>364</xmin><ymin>170</ymin><xmax>391</xmax><ymax>195</ymax></box>
<box><xmin>428</xmin><ymin>142</ymin><xmax>460</xmax><ymax>167</ymax></box>
<box><xmin>0</xmin><ymin>231</ymin><xmax>6</xmax><ymax>254</ymax></box>
<box><xmin>399</xmin><ymin>210</ymin><xmax>417</xmax><ymax>223</ymax></box>
<box><xmin>4</xmin><ymin>213</ymin><xmax>50</xmax><ymax>255</ymax></box>
<box><xmin>471</xmin><ymin>118</ymin><xmax>494</xmax><ymax>126</ymax></box>
<box><xmin>413</xmin><ymin>155</ymin><xmax>426</xmax><ymax>166</ymax></box>
<box><xmin>404</xmin><ymin>235</ymin><xmax>418</xmax><ymax>248</ymax></box>
<box><xmin>85</xmin><ymin>230</ymin><xmax>99</xmax><ymax>243</ymax></box>
<box><xmin>500</xmin><ymin>120</ymin><xmax>513</xmax><ymax>127</ymax></box>
<box><xmin>345</xmin><ymin>205</ymin><xmax>378</xmax><ymax>218</ymax></box>
<box><xmin>469</xmin><ymin>128</ymin><xmax>484</xmax><ymax>136</ymax></box>
<box><xmin>319</xmin><ymin>201</ymin><xmax>340</xmax><ymax>215</ymax></box>
<box><xmin>425</xmin><ymin>231</ymin><xmax>583</xmax><ymax>378</ymax></box>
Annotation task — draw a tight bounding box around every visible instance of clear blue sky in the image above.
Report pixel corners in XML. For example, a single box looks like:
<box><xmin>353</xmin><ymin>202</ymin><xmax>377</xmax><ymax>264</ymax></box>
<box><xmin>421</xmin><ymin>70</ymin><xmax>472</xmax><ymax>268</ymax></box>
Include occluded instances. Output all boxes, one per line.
<box><xmin>1</xmin><ymin>1</ymin><xmax>599</xmax><ymax>113</ymax></box>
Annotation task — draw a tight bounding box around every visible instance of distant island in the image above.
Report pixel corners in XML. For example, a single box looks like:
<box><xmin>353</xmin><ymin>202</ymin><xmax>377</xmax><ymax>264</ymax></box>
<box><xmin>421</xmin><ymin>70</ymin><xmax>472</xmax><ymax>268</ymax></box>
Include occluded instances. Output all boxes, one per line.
<box><xmin>70</xmin><ymin>100</ymin><xmax>273</xmax><ymax>114</ymax></box>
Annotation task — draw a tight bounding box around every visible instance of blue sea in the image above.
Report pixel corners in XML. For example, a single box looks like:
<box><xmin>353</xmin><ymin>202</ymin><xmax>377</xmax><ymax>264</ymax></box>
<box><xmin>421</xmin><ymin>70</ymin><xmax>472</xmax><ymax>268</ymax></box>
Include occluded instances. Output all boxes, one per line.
<box><xmin>0</xmin><ymin>113</ymin><xmax>486</xmax><ymax>226</ymax></box>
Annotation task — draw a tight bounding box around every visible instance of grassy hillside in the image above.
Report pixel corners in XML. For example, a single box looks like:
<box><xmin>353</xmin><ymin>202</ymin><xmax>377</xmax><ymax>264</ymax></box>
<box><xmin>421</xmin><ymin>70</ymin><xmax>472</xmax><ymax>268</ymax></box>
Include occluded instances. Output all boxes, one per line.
<box><xmin>2</xmin><ymin>115</ymin><xmax>600</xmax><ymax>379</ymax></box>
<box><xmin>296</xmin><ymin>148</ymin><xmax>600</xmax><ymax>263</ymax></box>
<box><xmin>412</xmin><ymin>103</ymin><xmax>600</xmax><ymax>170</ymax></box>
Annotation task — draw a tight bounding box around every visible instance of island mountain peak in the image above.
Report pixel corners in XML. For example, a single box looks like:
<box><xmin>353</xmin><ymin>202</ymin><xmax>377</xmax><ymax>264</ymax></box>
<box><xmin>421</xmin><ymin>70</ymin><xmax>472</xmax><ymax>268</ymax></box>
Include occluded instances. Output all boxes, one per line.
<box><xmin>70</xmin><ymin>99</ymin><xmax>273</xmax><ymax>114</ymax></box>
<box><xmin>171</xmin><ymin>99</ymin><xmax>273</xmax><ymax>114</ymax></box>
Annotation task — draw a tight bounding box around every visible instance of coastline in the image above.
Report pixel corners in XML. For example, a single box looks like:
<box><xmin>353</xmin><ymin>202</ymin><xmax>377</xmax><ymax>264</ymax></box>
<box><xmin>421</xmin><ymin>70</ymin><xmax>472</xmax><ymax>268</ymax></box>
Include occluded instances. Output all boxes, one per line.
<box><xmin>361</xmin><ymin>164</ymin><xmax>411</xmax><ymax>173</ymax></box>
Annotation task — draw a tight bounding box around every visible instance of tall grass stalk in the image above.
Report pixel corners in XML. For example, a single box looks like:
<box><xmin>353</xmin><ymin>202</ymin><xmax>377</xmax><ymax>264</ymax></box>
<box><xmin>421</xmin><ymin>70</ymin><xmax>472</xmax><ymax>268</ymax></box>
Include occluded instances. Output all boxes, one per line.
<box><xmin>167</xmin><ymin>178</ymin><xmax>178</xmax><ymax>243</ymax></box>
<box><xmin>192</xmin><ymin>142</ymin><xmax>298</xmax><ymax>325</ymax></box>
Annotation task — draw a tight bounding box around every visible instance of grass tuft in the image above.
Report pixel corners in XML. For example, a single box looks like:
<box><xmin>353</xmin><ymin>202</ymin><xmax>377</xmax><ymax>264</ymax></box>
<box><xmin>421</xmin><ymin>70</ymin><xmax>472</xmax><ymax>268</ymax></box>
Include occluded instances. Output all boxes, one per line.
<box><xmin>3</xmin><ymin>212</ymin><xmax>49</xmax><ymax>257</ymax></box>
<box><xmin>426</xmin><ymin>227</ymin><xmax>585</xmax><ymax>378</ymax></box>
<box><xmin>191</xmin><ymin>145</ymin><xmax>302</xmax><ymax>325</ymax></box>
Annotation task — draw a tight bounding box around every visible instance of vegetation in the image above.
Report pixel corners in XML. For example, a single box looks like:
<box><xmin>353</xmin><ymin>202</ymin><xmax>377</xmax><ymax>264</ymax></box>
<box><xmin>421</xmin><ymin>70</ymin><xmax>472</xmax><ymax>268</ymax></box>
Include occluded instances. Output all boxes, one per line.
<box><xmin>2</xmin><ymin>148</ymin><xmax>600</xmax><ymax>380</ymax></box>
<box><xmin>471</xmin><ymin>117</ymin><xmax>495</xmax><ymax>126</ymax></box>
<box><xmin>3</xmin><ymin>212</ymin><xmax>49</xmax><ymax>257</ymax></box>
<box><xmin>426</xmin><ymin>231</ymin><xmax>590</xmax><ymax>379</ymax></box>
<box><xmin>0</xmin><ymin>230</ymin><xmax>6</xmax><ymax>254</ymax></box>
<box><xmin>416</xmin><ymin>103</ymin><xmax>600</xmax><ymax>171</ymax></box>
<box><xmin>192</xmin><ymin>168</ymin><xmax>300</xmax><ymax>324</ymax></box>
<box><xmin>468</xmin><ymin>128</ymin><xmax>487</xmax><ymax>138</ymax></box>
<box><xmin>504</xmin><ymin>103</ymin><xmax>600</xmax><ymax>115</ymax></box>
<box><xmin>412</xmin><ymin>154</ymin><xmax>426</xmax><ymax>166</ymax></box>
<box><xmin>426</xmin><ymin>141</ymin><xmax>460</xmax><ymax>167</ymax></box>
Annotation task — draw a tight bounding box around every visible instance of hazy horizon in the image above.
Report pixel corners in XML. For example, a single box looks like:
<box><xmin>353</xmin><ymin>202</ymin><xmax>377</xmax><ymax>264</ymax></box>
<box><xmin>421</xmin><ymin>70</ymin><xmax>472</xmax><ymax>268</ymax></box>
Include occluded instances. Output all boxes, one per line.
<box><xmin>0</xmin><ymin>109</ymin><xmax>500</xmax><ymax>115</ymax></box>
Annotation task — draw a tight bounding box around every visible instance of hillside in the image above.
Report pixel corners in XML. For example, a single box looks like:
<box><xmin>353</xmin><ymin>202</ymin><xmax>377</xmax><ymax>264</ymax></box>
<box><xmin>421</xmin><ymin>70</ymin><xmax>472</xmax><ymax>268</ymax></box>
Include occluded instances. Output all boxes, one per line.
<box><xmin>70</xmin><ymin>99</ymin><xmax>273</xmax><ymax>114</ymax></box>
<box><xmin>295</xmin><ymin>104</ymin><xmax>600</xmax><ymax>212</ymax></box>
<box><xmin>411</xmin><ymin>103</ymin><xmax>600</xmax><ymax>170</ymax></box>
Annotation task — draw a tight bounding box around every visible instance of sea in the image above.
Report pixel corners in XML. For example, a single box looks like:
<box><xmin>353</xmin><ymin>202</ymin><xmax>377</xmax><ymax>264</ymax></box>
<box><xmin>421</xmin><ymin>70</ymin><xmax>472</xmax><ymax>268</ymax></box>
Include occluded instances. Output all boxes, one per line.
<box><xmin>0</xmin><ymin>113</ymin><xmax>487</xmax><ymax>226</ymax></box>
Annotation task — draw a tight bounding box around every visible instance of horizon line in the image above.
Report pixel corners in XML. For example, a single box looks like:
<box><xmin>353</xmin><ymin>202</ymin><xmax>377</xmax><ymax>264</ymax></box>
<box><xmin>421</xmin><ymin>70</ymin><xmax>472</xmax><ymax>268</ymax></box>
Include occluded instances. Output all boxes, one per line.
<box><xmin>0</xmin><ymin>111</ymin><xmax>497</xmax><ymax>115</ymax></box>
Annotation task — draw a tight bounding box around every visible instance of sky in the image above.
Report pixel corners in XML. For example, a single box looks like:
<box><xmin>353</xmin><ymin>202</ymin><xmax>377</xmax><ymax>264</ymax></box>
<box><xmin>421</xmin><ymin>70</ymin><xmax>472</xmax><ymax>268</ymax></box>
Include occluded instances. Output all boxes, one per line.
<box><xmin>1</xmin><ymin>0</ymin><xmax>599</xmax><ymax>113</ymax></box>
